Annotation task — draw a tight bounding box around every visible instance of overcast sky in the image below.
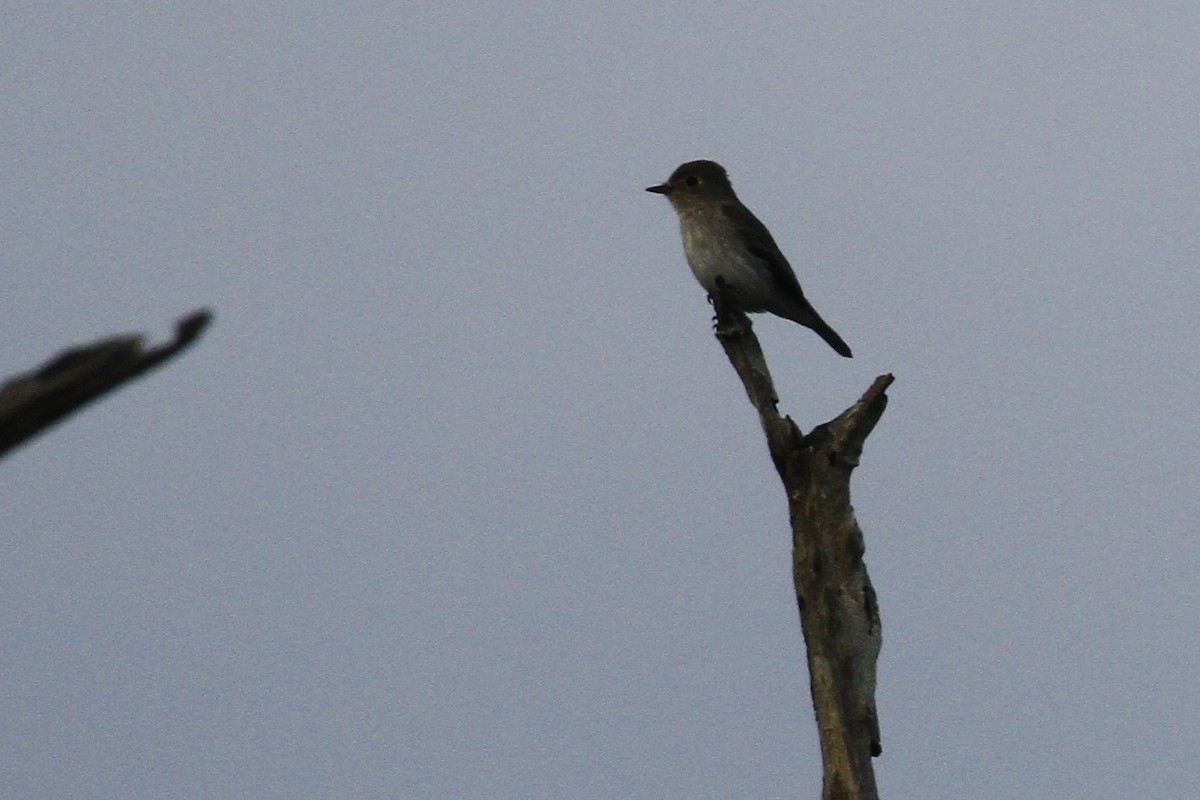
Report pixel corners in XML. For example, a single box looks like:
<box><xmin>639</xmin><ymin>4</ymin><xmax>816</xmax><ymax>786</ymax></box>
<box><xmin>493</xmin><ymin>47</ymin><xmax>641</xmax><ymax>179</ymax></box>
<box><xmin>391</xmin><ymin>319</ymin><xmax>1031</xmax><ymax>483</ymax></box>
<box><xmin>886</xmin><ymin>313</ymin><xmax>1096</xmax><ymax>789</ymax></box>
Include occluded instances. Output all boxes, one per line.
<box><xmin>3</xmin><ymin>4</ymin><xmax>1198</xmax><ymax>798</ymax></box>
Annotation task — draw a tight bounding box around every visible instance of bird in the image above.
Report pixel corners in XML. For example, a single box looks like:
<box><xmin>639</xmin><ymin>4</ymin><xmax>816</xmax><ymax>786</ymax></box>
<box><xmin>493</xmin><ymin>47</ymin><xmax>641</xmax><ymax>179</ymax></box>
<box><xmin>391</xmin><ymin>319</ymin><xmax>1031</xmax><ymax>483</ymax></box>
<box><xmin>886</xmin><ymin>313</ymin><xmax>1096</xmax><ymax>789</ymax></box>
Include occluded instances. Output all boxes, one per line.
<box><xmin>647</xmin><ymin>159</ymin><xmax>852</xmax><ymax>358</ymax></box>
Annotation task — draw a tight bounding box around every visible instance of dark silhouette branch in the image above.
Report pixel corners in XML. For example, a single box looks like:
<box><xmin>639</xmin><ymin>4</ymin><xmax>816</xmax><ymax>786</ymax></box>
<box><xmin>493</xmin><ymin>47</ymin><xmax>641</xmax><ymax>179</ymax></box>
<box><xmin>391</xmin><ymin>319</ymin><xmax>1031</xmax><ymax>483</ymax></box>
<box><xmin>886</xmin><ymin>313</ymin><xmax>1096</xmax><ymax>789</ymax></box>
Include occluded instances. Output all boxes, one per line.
<box><xmin>712</xmin><ymin>292</ymin><xmax>891</xmax><ymax>800</ymax></box>
<box><xmin>0</xmin><ymin>309</ymin><xmax>212</xmax><ymax>460</ymax></box>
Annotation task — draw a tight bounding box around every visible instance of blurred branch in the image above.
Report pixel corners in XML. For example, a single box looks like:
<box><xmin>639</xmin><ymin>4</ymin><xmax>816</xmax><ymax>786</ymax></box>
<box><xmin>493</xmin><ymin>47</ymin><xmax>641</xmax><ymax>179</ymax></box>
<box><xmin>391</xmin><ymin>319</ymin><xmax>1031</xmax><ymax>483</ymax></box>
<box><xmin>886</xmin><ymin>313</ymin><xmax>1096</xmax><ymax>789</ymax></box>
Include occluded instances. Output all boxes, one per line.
<box><xmin>0</xmin><ymin>309</ymin><xmax>212</xmax><ymax>460</ymax></box>
<box><xmin>712</xmin><ymin>293</ymin><xmax>890</xmax><ymax>800</ymax></box>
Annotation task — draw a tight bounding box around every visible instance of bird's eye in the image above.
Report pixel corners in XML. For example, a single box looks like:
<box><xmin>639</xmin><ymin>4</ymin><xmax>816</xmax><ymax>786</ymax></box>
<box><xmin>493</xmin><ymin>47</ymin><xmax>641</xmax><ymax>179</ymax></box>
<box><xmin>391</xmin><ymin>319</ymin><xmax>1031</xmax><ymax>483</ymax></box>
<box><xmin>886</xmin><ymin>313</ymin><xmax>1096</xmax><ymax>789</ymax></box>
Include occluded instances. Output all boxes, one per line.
<box><xmin>684</xmin><ymin>175</ymin><xmax>699</xmax><ymax>187</ymax></box>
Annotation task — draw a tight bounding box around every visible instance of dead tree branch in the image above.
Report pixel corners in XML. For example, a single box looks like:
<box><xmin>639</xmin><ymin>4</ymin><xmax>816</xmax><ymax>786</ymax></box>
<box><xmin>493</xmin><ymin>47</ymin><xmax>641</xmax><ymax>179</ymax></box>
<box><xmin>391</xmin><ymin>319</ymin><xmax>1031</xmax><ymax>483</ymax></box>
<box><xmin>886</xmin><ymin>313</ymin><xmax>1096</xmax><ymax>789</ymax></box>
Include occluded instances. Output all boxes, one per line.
<box><xmin>0</xmin><ymin>309</ymin><xmax>212</xmax><ymax>459</ymax></box>
<box><xmin>712</xmin><ymin>294</ymin><xmax>891</xmax><ymax>800</ymax></box>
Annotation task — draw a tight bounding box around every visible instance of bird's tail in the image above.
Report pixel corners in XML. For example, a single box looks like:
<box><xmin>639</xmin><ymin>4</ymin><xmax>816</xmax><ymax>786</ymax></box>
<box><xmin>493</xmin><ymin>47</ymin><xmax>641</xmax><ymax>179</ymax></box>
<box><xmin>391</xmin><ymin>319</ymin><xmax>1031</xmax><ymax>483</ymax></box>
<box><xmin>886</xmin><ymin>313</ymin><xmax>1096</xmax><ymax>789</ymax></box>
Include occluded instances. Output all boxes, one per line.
<box><xmin>783</xmin><ymin>302</ymin><xmax>853</xmax><ymax>358</ymax></box>
<box><xmin>812</xmin><ymin>317</ymin><xmax>853</xmax><ymax>358</ymax></box>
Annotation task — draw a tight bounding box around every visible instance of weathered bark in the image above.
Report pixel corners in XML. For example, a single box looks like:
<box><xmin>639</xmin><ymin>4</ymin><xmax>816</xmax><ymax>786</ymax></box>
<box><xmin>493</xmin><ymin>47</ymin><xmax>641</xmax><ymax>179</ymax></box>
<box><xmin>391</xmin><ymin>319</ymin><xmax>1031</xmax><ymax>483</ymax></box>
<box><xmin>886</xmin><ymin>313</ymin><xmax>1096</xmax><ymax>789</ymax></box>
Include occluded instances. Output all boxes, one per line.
<box><xmin>711</xmin><ymin>295</ymin><xmax>890</xmax><ymax>800</ymax></box>
<box><xmin>0</xmin><ymin>309</ymin><xmax>212</xmax><ymax>459</ymax></box>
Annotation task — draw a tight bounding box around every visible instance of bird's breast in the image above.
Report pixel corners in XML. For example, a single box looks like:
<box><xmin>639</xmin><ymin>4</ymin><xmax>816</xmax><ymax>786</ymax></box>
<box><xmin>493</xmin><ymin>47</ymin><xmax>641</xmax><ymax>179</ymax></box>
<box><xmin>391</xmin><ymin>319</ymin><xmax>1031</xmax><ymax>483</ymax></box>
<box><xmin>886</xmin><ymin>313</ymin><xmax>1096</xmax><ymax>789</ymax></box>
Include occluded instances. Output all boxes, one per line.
<box><xmin>678</xmin><ymin>214</ymin><xmax>774</xmax><ymax>309</ymax></box>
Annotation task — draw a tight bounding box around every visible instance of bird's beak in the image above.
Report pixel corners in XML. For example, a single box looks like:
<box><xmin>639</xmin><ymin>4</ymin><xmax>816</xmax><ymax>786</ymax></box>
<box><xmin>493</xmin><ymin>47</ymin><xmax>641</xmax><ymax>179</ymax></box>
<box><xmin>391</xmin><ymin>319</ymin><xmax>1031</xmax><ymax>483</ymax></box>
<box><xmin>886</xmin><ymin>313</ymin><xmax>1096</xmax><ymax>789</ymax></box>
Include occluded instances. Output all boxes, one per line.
<box><xmin>646</xmin><ymin>183</ymin><xmax>671</xmax><ymax>195</ymax></box>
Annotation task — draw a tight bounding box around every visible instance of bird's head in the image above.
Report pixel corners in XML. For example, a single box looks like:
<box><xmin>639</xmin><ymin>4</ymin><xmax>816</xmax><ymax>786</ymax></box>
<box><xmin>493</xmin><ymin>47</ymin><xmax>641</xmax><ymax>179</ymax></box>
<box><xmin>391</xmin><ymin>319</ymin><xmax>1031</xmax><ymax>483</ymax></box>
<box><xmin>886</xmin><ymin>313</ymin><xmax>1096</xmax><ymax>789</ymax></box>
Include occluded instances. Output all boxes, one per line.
<box><xmin>646</xmin><ymin>160</ymin><xmax>735</xmax><ymax>204</ymax></box>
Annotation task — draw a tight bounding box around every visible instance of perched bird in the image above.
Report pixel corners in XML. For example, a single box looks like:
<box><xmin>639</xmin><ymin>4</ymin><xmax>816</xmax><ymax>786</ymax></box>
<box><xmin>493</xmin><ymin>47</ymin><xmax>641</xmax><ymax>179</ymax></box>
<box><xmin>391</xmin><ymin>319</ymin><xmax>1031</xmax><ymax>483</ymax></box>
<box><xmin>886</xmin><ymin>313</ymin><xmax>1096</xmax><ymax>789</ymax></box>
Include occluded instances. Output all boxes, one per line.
<box><xmin>647</xmin><ymin>160</ymin><xmax>852</xmax><ymax>357</ymax></box>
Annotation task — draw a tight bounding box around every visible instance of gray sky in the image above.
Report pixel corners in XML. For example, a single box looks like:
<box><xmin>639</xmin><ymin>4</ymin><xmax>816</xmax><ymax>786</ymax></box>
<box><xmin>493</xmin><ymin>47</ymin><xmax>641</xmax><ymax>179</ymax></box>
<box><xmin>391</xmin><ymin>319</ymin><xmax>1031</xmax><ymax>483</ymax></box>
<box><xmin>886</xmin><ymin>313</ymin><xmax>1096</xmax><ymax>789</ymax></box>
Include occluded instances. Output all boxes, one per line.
<box><xmin>3</xmin><ymin>4</ymin><xmax>1198</xmax><ymax>798</ymax></box>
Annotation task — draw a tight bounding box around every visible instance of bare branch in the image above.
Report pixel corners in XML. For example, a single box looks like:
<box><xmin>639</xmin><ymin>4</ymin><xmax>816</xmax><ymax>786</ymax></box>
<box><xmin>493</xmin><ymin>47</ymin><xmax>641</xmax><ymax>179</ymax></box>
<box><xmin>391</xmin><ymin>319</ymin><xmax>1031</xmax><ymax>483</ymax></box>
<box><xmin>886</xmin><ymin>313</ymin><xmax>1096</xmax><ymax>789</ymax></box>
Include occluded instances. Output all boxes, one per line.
<box><xmin>0</xmin><ymin>309</ymin><xmax>213</xmax><ymax>459</ymax></box>
<box><xmin>712</xmin><ymin>293</ymin><xmax>890</xmax><ymax>800</ymax></box>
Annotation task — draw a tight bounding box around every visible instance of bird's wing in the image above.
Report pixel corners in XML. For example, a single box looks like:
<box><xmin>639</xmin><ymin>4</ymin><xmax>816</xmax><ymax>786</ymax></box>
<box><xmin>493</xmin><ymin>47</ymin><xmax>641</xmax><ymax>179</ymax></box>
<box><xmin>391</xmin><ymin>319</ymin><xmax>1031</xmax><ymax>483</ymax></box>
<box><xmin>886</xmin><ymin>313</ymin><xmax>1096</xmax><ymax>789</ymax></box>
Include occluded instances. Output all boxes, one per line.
<box><xmin>719</xmin><ymin>203</ymin><xmax>852</xmax><ymax>356</ymax></box>
<box><xmin>721</xmin><ymin>203</ymin><xmax>807</xmax><ymax>300</ymax></box>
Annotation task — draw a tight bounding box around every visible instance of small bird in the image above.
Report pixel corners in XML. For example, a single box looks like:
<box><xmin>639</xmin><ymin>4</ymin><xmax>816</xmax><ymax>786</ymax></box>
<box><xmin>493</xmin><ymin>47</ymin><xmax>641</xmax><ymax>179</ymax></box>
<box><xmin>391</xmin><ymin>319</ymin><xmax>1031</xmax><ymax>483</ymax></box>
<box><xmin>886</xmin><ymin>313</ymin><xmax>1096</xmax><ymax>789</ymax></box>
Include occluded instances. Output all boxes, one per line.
<box><xmin>647</xmin><ymin>160</ymin><xmax>852</xmax><ymax>357</ymax></box>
